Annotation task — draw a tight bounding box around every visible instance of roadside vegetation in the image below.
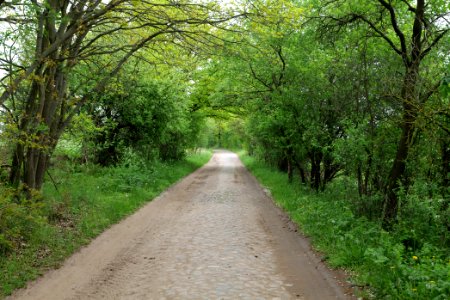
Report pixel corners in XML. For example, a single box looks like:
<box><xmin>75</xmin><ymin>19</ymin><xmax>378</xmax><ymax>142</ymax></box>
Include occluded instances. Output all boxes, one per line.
<box><xmin>241</xmin><ymin>154</ymin><xmax>449</xmax><ymax>299</ymax></box>
<box><xmin>0</xmin><ymin>148</ymin><xmax>211</xmax><ymax>297</ymax></box>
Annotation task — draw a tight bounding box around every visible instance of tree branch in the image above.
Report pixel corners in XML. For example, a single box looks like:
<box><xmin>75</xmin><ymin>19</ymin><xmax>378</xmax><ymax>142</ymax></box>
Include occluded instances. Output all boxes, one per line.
<box><xmin>377</xmin><ymin>0</ymin><xmax>408</xmax><ymax>60</ymax></box>
<box><xmin>274</xmin><ymin>45</ymin><xmax>286</xmax><ymax>87</ymax></box>
<box><xmin>347</xmin><ymin>13</ymin><xmax>404</xmax><ymax>57</ymax></box>
<box><xmin>400</xmin><ymin>0</ymin><xmax>416</xmax><ymax>13</ymax></box>
<box><xmin>410</xmin><ymin>0</ymin><xmax>425</xmax><ymax>62</ymax></box>
<box><xmin>248</xmin><ymin>63</ymin><xmax>273</xmax><ymax>91</ymax></box>
<box><xmin>59</xmin><ymin>29</ymin><xmax>184</xmax><ymax>134</ymax></box>
<box><xmin>420</xmin><ymin>29</ymin><xmax>450</xmax><ymax>60</ymax></box>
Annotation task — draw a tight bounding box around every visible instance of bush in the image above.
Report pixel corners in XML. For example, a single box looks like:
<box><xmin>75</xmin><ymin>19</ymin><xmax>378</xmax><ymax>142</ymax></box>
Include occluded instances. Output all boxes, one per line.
<box><xmin>0</xmin><ymin>189</ymin><xmax>45</xmax><ymax>255</ymax></box>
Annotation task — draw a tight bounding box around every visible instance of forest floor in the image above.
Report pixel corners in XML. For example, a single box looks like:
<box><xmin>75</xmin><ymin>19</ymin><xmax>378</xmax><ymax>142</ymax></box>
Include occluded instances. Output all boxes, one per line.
<box><xmin>8</xmin><ymin>150</ymin><xmax>353</xmax><ymax>300</ymax></box>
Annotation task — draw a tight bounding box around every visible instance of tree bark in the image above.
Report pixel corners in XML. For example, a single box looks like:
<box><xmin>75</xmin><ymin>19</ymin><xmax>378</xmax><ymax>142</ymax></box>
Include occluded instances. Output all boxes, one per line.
<box><xmin>381</xmin><ymin>0</ymin><xmax>428</xmax><ymax>227</ymax></box>
<box><xmin>357</xmin><ymin>164</ymin><xmax>363</xmax><ymax>197</ymax></box>
<box><xmin>441</xmin><ymin>136</ymin><xmax>449</xmax><ymax>196</ymax></box>
<box><xmin>9</xmin><ymin>143</ymin><xmax>24</xmax><ymax>187</ymax></box>
<box><xmin>310</xmin><ymin>150</ymin><xmax>322</xmax><ymax>191</ymax></box>
<box><xmin>383</xmin><ymin>62</ymin><xmax>420</xmax><ymax>227</ymax></box>
<box><xmin>293</xmin><ymin>160</ymin><xmax>307</xmax><ymax>184</ymax></box>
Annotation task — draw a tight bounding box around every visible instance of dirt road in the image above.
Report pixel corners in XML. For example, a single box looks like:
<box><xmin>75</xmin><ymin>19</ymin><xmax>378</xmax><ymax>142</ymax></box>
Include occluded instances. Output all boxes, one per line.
<box><xmin>10</xmin><ymin>151</ymin><xmax>352</xmax><ymax>300</ymax></box>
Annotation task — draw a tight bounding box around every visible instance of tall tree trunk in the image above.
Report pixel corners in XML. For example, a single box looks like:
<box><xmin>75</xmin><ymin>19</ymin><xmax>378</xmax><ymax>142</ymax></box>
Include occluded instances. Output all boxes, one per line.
<box><xmin>9</xmin><ymin>80</ymin><xmax>40</xmax><ymax>188</ymax></box>
<box><xmin>8</xmin><ymin>66</ymin><xmax>65</xmax><ymax>192</ymax></box>
<box><xmin>383</xmin><ymin>64</ymin><xmax>419</xmax><ymax>227</ymax></box>
<box><xmin>295</xmin><ymin>161</ymin><xmax>307</xmax><ymax>184</ymax></box>
<box><xmin>363</xmin><ymin>147</ymin><xmax>373</xmax><ymax>196</ymax></box>
<box><xmin>9</xmin><ymin>144</ymin><xmax>24</xmax><ymax>187</ymax></box>
<box><xmin>323</xmin><ymin>151</ymin><xmax>338</xmax><ymax>187</ymax></box>
<box><xmin>441</xmin><ymin>136</ymin><xmax>449</xmax><ymax>197</ymax></box>
<box><xmin>310</xmin><ymin>150</ymin><xmax>322</xmax><ymax>191</ymax></box>
<box><xmin>287</xmin><ymin>159</ymin><xmax>293</xmax><ymax>183</ymax></box>
<box><xmin>357</xmin><ymin>164</ymin><xmax>363</xmax><ymax>197</ymax></box>
<box><xmin>35</xmin><ymin>152</ymin><xmax>50</xmax><ymax>190</ymax></box>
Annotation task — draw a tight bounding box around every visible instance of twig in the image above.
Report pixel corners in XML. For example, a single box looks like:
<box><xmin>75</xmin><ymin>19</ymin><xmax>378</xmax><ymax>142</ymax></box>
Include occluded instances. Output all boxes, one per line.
<box><xmin>46</xmin><ymin>170</ymin><xmax>60</xmax><ymax>194</ymax></box>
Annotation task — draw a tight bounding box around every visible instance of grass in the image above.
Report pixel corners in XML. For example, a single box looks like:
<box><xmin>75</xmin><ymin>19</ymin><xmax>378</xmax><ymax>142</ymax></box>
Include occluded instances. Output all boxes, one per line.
<box><xmin>0</xmin><ymin>150</ymin><xmax>212</xmax><ymax>298</ymax></box>
<box><xmin>240</xmin><ymin>152</ymin><xmax>450</xmax><ymax>300</ymax></box>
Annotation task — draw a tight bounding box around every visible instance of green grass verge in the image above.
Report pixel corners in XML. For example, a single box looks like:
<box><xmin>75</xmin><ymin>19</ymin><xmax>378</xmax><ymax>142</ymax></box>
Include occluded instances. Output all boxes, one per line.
<box><xmin>240</xmin><ymin>153</ymin><xmax>449</xmax><ymax>300</ymax></box>
<box><xmin>0</xmin><ymin>150</ymin><xmax>212</xmax><ymax>298</ymax></box>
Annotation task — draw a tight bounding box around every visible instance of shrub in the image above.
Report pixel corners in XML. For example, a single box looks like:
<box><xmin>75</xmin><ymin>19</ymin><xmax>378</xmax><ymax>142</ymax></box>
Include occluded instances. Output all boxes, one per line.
<box><xmin>0</xmin><ymin>188</ymin><xmax>45</xmax><ymax>255</ymax></box>
<box><xmin>241</xmin><ymin>153</ymin><xmax>450</xmax><ymax>299</ymax></box>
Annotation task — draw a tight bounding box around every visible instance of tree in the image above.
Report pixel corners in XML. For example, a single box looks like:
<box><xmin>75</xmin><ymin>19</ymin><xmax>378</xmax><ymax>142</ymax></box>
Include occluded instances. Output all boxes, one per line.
<box><xmin>0</xmin><ymin>0</ymin><xmax>244</xmax><ymax>192</ymax></box>
<box><xmin>89</xmin><ymin>71</ymin><xmax>194</xmax><ymax>165</ymax></box>
<box><xmin>318</xmin><ymin>0</ymin><xmax>450</xmax><ymax>226</ymax></box>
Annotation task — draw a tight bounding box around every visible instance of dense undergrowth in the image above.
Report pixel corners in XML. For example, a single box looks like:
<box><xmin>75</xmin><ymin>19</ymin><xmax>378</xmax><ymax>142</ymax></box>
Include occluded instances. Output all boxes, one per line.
<box><xmin>240</xmin><ymin>153</ymin><xmax>449</xmax><ymax>300</ymax></box>
<box><xmin>0</xmin><ymin>150</ymin><xmax>211</xmax><ymax>298</ymax></box>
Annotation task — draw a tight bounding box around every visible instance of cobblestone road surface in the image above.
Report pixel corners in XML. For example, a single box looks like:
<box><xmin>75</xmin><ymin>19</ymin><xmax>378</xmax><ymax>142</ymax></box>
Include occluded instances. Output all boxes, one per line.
<box><xmin>10</xmin><ymin>151</ymin><xmax>351</xmax><ymax>300</ymax></box>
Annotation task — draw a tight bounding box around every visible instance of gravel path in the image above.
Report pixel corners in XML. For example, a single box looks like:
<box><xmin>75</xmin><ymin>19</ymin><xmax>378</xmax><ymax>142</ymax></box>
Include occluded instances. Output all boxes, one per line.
<box><xmin>10</xmin><ymin>151</ymin><xmax>352</xmax><ymax>300</ymax></box>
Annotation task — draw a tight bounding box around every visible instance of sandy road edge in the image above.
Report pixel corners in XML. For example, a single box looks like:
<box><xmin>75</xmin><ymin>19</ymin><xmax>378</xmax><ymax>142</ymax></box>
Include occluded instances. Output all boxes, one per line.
<box><xmin>7</xmin><ymin>155</ymin><xmax>216</xmax><ymax>300</ymax></box>
<box><xmin>237</xmin><ymin>155</ymin><xmax>356</xmax><ymax>299</ymax></box>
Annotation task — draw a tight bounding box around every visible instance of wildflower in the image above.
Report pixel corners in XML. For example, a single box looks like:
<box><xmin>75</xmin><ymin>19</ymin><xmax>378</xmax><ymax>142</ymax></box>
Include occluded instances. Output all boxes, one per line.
<box><xmin>412</xmin><ymin>255</ymin><xmax>418</xmax><ymax>260</ymax></box>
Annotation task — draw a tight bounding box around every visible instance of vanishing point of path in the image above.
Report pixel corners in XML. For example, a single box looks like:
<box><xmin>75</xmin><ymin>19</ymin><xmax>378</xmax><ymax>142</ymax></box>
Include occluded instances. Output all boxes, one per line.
<box><xmin>10</xmin><ymin>151</ymin><xmax>352</xmax><ymax>300</ymax></box>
